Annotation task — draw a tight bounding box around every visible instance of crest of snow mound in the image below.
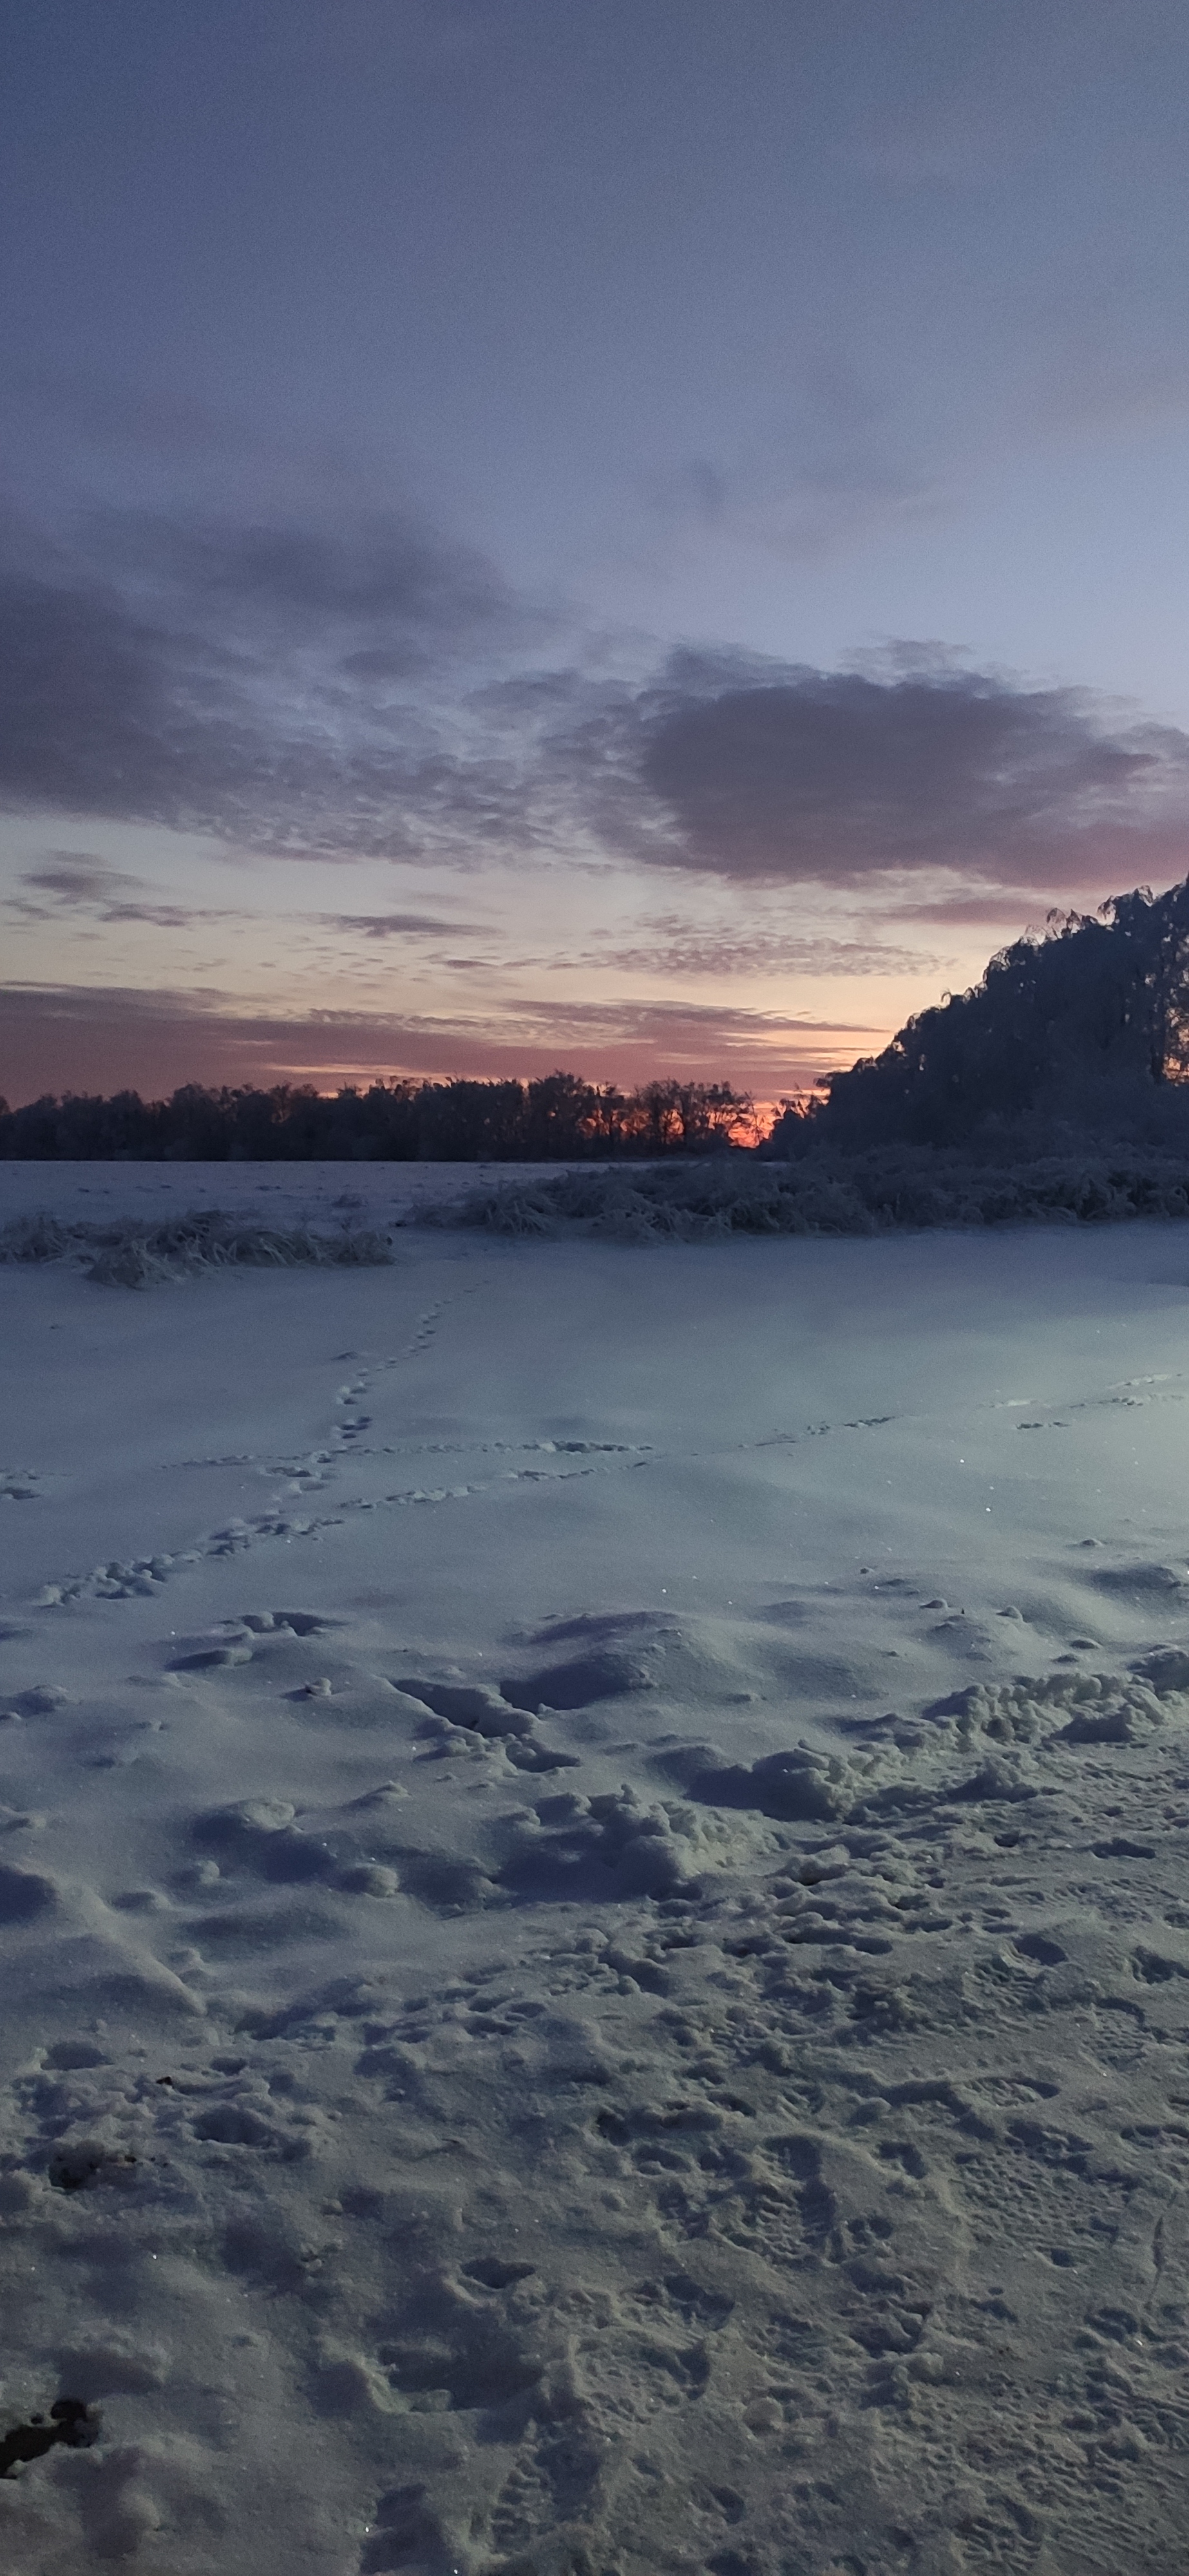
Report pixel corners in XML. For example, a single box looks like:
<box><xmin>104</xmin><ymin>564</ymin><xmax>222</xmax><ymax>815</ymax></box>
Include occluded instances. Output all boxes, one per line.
<box><xmin>655</xmin><ymin>1660</ymin><xmax>1189</xmax><ymax>1833</ymax></box>
<box><xmin>499</xmin><ymin>1645</ymin><xmax>658</xmax><ymax>1713</ymax></box>
<box><xmin>1087</xmin><ymin>1560</ymin><xmax>1188</xmax><ymax>1596</ymax></box>
<box><xmin>395</xmin><ymin>1678</ymin><xmax>583</xmax><ymax>1778</ymax></box>
<box><xmin>1133</xmin><ymin>1645</ymin><xmax>1189</xmax><ymax>1692</ymax></box>
<box><xmin>395</xmin><ymin>1678</ymin><xmax>537</xmax><ymax>1737</ymax></box>
<box><xmin>500</xmin><ymin>1607</ymin><xmax>752</xmax><ymax>1717</ymax></box>
<box><xmin>498</xmin><ymin>1785</ymin><xmax>734</xmax><ymax>1899</ymax></box>
<box><xmin>922</xmin><ymin>1667</ymin><xmax>1183</xmax><ymax>1748</ymax></box>
<box><xmin>401</xmin><ymin>1609</ymin><xmax>708</xmax><ymax>1741</ymax></box>
<box><xmin>657</xmin><ymin>1741</ymin><xmax>851</xmax><ymax>1824</ymax></box>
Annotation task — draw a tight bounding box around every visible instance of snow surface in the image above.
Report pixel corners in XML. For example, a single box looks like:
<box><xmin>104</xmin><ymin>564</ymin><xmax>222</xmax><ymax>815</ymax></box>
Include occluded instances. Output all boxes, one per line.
<box><xmin>0</xmin><ymin>1160</ymin><xmax>578</xmax><ymax>1231</ymax></box>
<box><xmin>3</xmin><ymin>1164</ymin><xmax>1189</xmax><ymax>2573</ymax></box>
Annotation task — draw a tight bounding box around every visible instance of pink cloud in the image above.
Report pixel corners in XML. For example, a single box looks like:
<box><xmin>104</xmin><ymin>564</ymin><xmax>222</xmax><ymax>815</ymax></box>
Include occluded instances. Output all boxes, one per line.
<box><xmin>0</xmin><ymin>983</ymin><xmax>888</xmax><ymax>1108</ymax></box>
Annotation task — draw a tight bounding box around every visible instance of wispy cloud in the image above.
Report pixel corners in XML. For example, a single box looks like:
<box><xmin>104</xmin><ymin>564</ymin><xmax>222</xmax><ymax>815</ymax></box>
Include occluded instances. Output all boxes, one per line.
<box><xmin>6</xmin><ymin>855</ymin><xmax>497</xmax><ymax>957</ymax></box>
<box><xmin>21</xmin><ymin>853</ymin><xmax>146</xmax><ymax>904</ymax></box>
<box><xmin>564</xmin><ymin>916</ymin><xmax>940</xmax><ymax>981</ymax></box>
<box><xmin>320</xmin><ymin>910</ymin><xmax>488</xmax><ymax>940</ymax></box>
<box><xmin>10</xmin><ymin>852</ymin><xmax>212</xmax><ymax>930</ymax></box>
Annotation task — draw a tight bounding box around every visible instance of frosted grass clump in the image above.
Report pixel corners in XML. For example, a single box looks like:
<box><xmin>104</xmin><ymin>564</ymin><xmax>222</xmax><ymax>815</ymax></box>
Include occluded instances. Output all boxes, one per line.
<box><xmin>436</xmin><ymin>1148</ymin><xmax>1189</xmax><ymax>1242</ymax></box>
<box><xmin>0</xmin><ymin>1209</ymin><xmax>395</xmax><ymax>1286</ymax></box>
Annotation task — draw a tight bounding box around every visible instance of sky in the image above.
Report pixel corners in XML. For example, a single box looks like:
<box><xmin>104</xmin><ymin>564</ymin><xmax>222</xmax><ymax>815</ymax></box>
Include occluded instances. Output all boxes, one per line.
<box><xmin>3</xmin><ymin>0</ymin><xmax>1189</xmax><ymax>1111</ymax></box>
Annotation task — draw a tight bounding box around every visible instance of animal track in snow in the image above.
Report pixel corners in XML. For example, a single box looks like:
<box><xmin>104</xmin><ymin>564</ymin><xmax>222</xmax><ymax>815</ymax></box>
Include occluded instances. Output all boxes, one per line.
<box><xmin>401</xmin><ymin>1300</ymin><xmax>443</xmax><ymax>1357</ymax></box>
<box><xmin>750</xmin><ymin>1414</ymin><xmax>899</xmax><ymax>1449</ymax></box>
<box><xmin>1</xmin><ymin>1467</ymin><xmax>43</xmax><ymax>1502</ymax></box>
<box><xmin>32</xmin><ymin>1450</ymin><xmax>646</xmax><ymax>1605</ymax></box>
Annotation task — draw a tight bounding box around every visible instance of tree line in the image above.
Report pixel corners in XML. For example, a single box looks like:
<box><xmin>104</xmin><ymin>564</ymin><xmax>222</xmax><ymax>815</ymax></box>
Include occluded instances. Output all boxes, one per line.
<box><xmin>8</xmin><ymin>878</ymin><xmax>1188</xmax><ymax>1165</ymax></box>
<box><xmin>0</xmin><ymin>1072</ymin><xmax>758</xmax><ymax>1161</ymax></box>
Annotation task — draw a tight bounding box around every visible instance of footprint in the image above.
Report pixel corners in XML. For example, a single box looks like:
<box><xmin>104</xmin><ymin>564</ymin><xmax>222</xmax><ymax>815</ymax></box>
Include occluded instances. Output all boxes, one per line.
<box><xmin>242</xmin><ymin>1610</ymin><xmax>339</xmax><ymax>1637</ymax></box>
<box><xmin>169</xmin><ymin>1642</ymin><xmax>256</xmax><ymax>1673</ymax></box>
<box><xmin>463</xmin><ymin>2256</ymin><xmax>537</xmax><ymax>2291</ymax></box>
<box><xmin>361</xmin><ymin>2485</ymin><xmax>457</xmax><ymax>2576</ymax></box>
<box><xmin>0</xmin><ymin>1861</ymin><xmax>57</xmax><ymax>1922</ymax></box>
<box><xmin>191</xmin><ymin>2103</ymin><xmax>283</xmax><ymax>2150</ymax></box>
<box><xmin>48</xmin><ymin>2141</ymin><xmax>138</xmax><ymax>2192</ymax></box>
<box><xmin>0</xmin><ymin>2398</ymin><xmax>98</xmax><ymax>2477</ymax></box>
<box><xmin>489</xmin><ymin>2412</ymin><xmax>603</xmax><ymax>2555</ymax></box>
<box><xmin>375</xmin><ymin>2276</ymin><xmax>544</xmax><ymax>2417</ymax></box>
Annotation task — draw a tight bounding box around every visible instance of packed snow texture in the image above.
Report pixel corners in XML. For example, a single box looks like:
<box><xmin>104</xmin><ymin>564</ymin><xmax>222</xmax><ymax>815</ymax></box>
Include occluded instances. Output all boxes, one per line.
<box><xmin>2</xmin><ymin>1163</ymin><xmax>1189</xmax><ymax>2573</ymax></box>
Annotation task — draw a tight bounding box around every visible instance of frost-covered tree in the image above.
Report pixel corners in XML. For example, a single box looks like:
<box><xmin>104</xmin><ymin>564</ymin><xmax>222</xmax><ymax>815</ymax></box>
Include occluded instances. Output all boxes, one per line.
<box><xmin>791</xmin><ymin>876</ymin><xmax>1189</xmax><ymax>1148</ymax></box>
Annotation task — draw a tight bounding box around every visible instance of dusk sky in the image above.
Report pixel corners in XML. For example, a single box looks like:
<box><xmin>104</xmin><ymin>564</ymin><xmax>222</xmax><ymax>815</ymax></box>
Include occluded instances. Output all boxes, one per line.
<box><xmin>5</xmin><ymin>0</ymin><xmax>1189</xmax><ymax>1108</ymax></box>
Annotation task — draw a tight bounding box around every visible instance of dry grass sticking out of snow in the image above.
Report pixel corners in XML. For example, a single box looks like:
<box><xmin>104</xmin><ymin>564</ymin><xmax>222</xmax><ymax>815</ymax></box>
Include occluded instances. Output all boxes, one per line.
<box><xmin>0</xmin><ymin>1212</ymin><xmax>396</xmax><ymax>1287</ymax></box>
<box><xmin>438</xmin><ymin>1150</ymin><xmax>1189</xmax><ymax>1242</ymax></box>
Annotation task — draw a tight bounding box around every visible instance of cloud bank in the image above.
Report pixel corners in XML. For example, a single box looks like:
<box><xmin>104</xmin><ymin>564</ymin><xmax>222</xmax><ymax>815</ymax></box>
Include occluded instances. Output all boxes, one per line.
<box><xmin>0</xmin><ymin>504</ymin><xmax>536</xmax><ymax>859</ymax></box>
<box><xmin>4</xmin><ymin>509</ymin><xmax>1189</xmax><ymax>902</ymax></box>
<box><xmin>616</xmin><ymin>651</ymin><xmax>1189</xmax><ymax>889</ymax></box>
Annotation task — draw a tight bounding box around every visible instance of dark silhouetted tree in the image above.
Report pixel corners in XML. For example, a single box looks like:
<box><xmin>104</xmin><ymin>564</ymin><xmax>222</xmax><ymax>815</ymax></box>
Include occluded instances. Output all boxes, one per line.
<box><xmin>772</xmin><ymin>876</ymin><xmax>1189</xmax><ymax>1150</ymax></box>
